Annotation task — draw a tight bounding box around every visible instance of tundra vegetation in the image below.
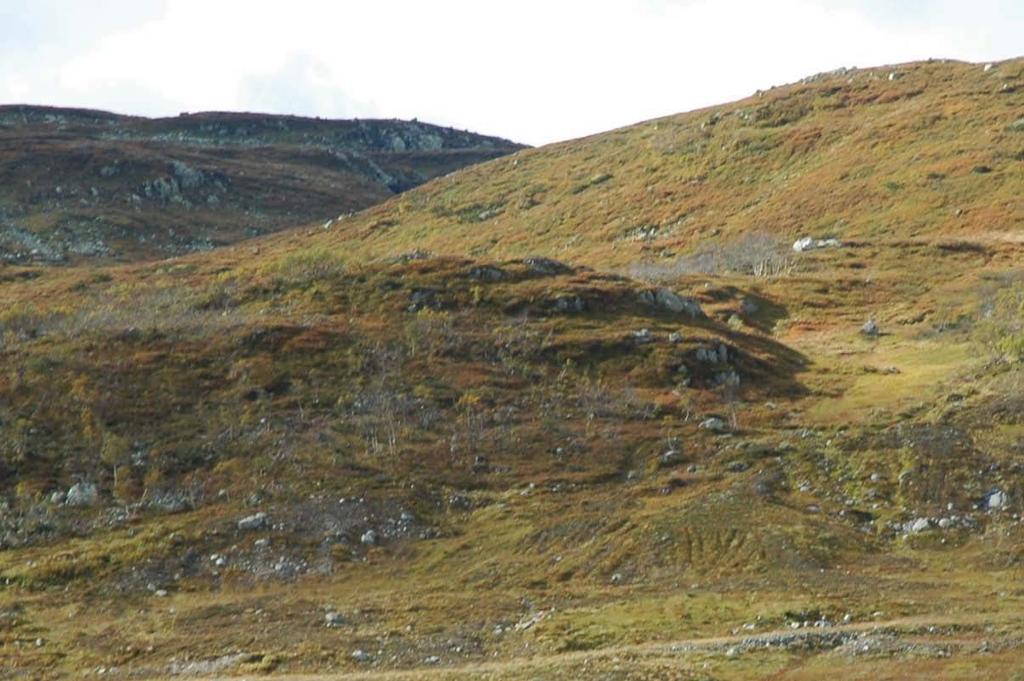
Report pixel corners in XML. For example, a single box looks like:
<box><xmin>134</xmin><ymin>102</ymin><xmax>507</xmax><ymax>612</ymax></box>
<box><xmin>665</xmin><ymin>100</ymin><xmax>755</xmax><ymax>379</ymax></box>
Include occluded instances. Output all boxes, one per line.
<box><xmin>1</xmin><ymin>59</ymin><xmax>1024</xmax><ymax>679</ymax></box>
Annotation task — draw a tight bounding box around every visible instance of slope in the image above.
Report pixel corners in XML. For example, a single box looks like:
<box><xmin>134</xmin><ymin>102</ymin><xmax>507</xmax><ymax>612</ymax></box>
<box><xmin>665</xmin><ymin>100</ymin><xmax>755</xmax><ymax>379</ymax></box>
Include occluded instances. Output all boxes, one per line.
<box><xmin>302</xmin><ymin>58</ymin><xmax>1023</xmax><ymax>266</ymax></box>
<box><xmin>1</xmin><ymin>59</ymin><xmax>1024</xmax><ymax>679</ymax></box>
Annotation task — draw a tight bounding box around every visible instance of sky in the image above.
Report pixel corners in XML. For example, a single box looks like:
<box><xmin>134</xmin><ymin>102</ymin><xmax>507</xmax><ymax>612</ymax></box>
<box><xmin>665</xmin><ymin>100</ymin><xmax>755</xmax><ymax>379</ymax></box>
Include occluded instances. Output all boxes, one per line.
<box><xmin>0</xmin><ymin>0</ymin><xmax>1021</xmax><ymax>145</ymax></box>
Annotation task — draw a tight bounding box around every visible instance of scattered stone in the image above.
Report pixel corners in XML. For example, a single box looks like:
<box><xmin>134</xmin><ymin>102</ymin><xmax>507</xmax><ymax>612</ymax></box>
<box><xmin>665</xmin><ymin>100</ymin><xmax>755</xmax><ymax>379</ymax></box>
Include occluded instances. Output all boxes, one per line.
<box><xmin>424</xmin><ymin>655</ymin><xmax>441</xmax><ymax>665</ymax></box>
<box><xmin>392</xmin><ymin>249</ymin><xmax>431</xmax><ymax>263</ymax></box>
<box><xmin>861</xmin><ymin>319</ymin><xmax>880</xmax><ymax>337</ymax></box>
<box><xmin>167</xmin><ymin>653</ymin><xmax>251</xmax><ymax>676</ymax></box>
<box><xmin>986</xmin><ymin>489</ymin><xmax>1008</xmax><ymax>511</ymax></box>
<box><xmin>700</xmin><ymin>417</ymin><xmax>729</xmax><ymax>433</ymax></box>
<box><xmin>169</xmin><ymin>160</ymin><xmax>205</xmax><ymax>191</ymax></box>
<box><xmin>351</xmin><ymin>649</ymin><xmax>372</xmax><ymax>663</ymax></box>
<box><xmin>553</xmin><ymin>295</ymin><xmax>586</xmax><ymax>313</ymax></box>
<box><xmin>524</xmin><ymin>256</ymin><xmax>570</xmax><ymax>275</ymax></box>
<box><xmin>695</xmin><ymin>344</ymin><xmax>728</xmax><ymax>363</ymax></box>
<box><xmin>726</xmin><ymin>461</ymin><xmax>750</xmax><ymax>473</ymax></box>
<box><xmin>65</xmin><ymin>482</ymin><xmax>99</xmax><ymax>507</ymax></box>
<box><xmin>610</xmin><ymin>572</ymin><xmax>623</xmax><ymax>585</ymax></box>
<box><xmin>659</xmin><ymin>449</ymin><xmax>682</xmax><ymax>467</ymax></box>
<box><xmin>325</xmin><ymin>611</ymin><xmax>346</xmax><ymax>628</ymax></box>
<box><xmin>149</xmin><ymin>492</ymin><xmax>192</xmax><ymax>514</ymax></box>
<box><xmin>904</xmin><ymin>517</ymin><xmax>932</xmax><ymax>534</ymax></box>
<box><xmin>639</xmin><ymin>288</ymin><xmax>704</xmax><ymax>318</ymax></box>
<box><xmin>793</xmin><ymin>236</ymin><xmax>842</xmax><ymax>252</ymax></box>
<box><xmin>668</xmin><ymin>331</ymin><xmax>684</xmax><ymax>343</ymax></box>
<box><xmin>237</xmin><ymin>512</ymin><xmax>269</xmax><ymax>532</ymax></box>
<box><xmin>468</xmin><ymin>265</ymin><xmax>506</xmax><ymax>282</ymax></box>
<box><xmin>656</xmin><ymin>288</ymin><xmax>704</xmax><ymax>317</ymax></box>
<box><xmin>632</xmin><ymin>328</ymin><xmax>654</xmax><ymax>344</ymax></box>
<box><xmin>448</xmin><ymin>494</ymin><xmax>472</xmax><ymax>510</ymax></box>
<box><xmin>360</xmin><ymin>530</ymin><xmax>378</xmax><ymax>546</ymax></box>
<box><xmin>408</xmin><ymin>288</ymin><xmax>440</xmax><ymax>312</ymax></box>
<box><xmin>49</xmin><ymin>490</ymin><xmax>66</xmax><ymax>505</ymax></box>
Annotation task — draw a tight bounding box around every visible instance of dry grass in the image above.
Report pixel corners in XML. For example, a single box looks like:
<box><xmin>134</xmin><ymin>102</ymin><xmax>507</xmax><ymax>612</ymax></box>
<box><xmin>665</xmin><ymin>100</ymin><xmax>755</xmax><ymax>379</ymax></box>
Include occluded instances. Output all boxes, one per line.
<box><xmin>1</xmin><ymin>58</ymin><xmax>1023</xmax><ymax>679</ymax></box>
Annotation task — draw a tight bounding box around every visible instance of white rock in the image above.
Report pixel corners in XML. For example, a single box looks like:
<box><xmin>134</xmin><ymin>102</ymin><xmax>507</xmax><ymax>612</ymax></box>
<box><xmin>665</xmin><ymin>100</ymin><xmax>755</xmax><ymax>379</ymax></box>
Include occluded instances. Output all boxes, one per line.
<box><xmin>987</xmin><ymin>490</ymin><xmax>1008</xmax><ymax>511</ymax></box>
<box><xmin>906</xmin><ymin>518</ymin><xmax>931</xmax><ymax>534</ymax></box>
<box><xmin>792</xmin><ymin>236</ymin><xmax>816</xmax><ymax>252</ymax></box>
<box><xmin>237</xmin><ymin>512</ymin><xmax>269</xmax><ymax>531</ymax></box>
<box><xmin>65</xmin><ymin>482</ymin><xmax>99</xmax><ymax>507</ymax></box>
<box><xmin>632</xmin><ymin>328</ymin><xmax>654</xmax><ymax>344</ymax></box>
<box><xmin>699</xmin><ymin>417</ymin><xmax>729</xmax><ymax>433</ymax></box>
<box><xmin>794</xmin><ymin>236</ymin><xmax>843</xmax><ymax>253</ymax></box>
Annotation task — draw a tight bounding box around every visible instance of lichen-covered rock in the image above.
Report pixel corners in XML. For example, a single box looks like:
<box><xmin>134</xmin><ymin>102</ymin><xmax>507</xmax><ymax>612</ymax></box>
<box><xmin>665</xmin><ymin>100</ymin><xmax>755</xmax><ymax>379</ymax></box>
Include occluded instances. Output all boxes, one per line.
<box><xmin>700</xmin><ymin>417</ymin><xmax>729</xmax><ymax>433</ymax></box>
<box><xmin>524</xmin><ymin>256</ymin><xmax>570</xmax><ymax>275</ymax></box>
<box><xmin>468</xmin><ymin>265</ymin><xmax>506</xmax><ymax>282</ymax></box>
<box><xmin>640</xmin><ymin>288</ymin><xmax>704</xmax><ymax>318</ymax></box>
<box><xmin>170</xmin><ymin>160</ymin><xmax>205</xmax><ymax>191</ymax></box>
<box><xmin>237</xmin><ymin>512</ymin><xmax>269</xmax><ymax>531</ymax></box>
<box><xmin>553</xmin><ymin>295</ymin><xmax>586</xmax><ymax>313</ymax></box>
<box><xmin>65</xmin><ymin>482</ymin><xmax>98</xmax><ymax>507</ymax></box>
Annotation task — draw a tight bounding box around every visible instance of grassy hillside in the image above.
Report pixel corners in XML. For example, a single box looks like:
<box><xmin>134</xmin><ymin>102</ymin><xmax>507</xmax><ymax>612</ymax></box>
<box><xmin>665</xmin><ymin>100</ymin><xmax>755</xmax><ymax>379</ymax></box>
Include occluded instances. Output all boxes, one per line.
<box><xmin>297</xmin><ymin>58</ymin><xmax>1023</xmax><ymax>267</ymax></box>
<box><xmin>0</xmin><ymin>107</ymin><xmax>523</xmax><ymax>264</ymax></box>
<box><xmin>1</xmin><ymin>59</ymin><xmax>1024</xmax><ymax>679</ymax></box>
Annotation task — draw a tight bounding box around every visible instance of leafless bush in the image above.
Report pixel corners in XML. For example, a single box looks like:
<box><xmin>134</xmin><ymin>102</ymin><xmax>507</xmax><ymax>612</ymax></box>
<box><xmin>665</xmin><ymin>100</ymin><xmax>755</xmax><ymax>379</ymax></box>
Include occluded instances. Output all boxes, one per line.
<box><xmin>492</xmin><ymin>319</ymin><xmax>551</xmax><ymax>378</ymax></box>
<box><xmin>349</xmin><ymin>343</ymin><xmax>413</xmax><ymax>460</ymax></box>
<box><xmin>448</xmin><ymin>393</ymin><xmax>488</xmax><ymax>462</ymax></box>
<box><xmin>629</xmin><ymin>232</ymin><xmax>795</xmax><ymax>282</ymax></box>
<box><xmin>352</xmin><ymin>387</ymin><xmax>418</xmax><ymax>459</ymax></box>
<box><xmin>405</xmin><ymin>310</ymin><xmax>460</xmax><ymax>358</ymax></box>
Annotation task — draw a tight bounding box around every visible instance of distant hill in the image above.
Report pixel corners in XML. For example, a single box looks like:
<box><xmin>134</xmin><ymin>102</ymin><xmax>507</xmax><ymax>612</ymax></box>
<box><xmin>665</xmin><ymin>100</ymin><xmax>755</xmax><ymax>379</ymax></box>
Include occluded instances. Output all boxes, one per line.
<box><xmin>0</xmin><ymin>106</ymin><xmax>524</xmax><ymax>263</ymax></box>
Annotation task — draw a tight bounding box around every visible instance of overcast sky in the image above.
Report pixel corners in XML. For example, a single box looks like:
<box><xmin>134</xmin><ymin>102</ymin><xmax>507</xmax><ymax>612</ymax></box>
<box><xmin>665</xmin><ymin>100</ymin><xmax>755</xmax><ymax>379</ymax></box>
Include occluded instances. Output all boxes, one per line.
<box><xmin>1</xmin><ymin>0</ymin><xmax>1021</xmax><ymax>145</ymax></box>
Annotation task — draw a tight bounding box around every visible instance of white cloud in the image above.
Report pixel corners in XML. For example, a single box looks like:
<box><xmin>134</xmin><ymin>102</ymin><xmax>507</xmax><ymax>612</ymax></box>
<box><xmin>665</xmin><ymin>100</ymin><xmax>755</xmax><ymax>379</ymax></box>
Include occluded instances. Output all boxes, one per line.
<box><xmin>1</xmin><ymin>0</ymin><xmax>1021</xmax><ymax>144</ymax></box>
